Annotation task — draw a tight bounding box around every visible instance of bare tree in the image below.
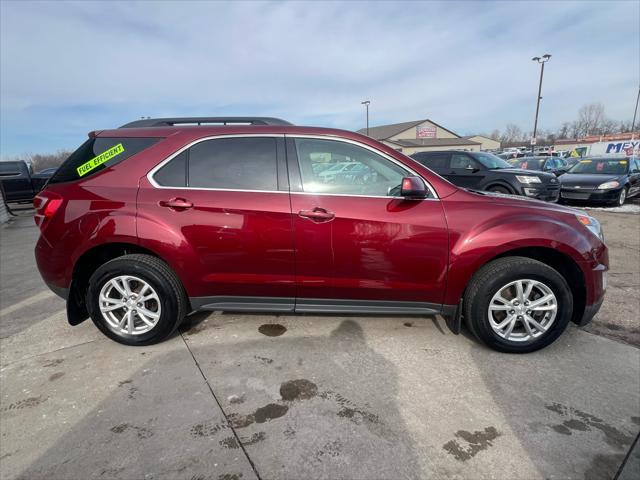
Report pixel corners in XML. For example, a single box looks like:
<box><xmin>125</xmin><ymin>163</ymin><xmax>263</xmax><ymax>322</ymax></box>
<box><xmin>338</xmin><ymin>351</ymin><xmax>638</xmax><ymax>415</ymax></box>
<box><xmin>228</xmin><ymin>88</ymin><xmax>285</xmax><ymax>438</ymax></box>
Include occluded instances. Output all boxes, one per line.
<box><xmin>557</xmin><ymin>122</ymin><xmax>571</xmax><ymax>139</ymax></box>
<box><xmin>501</xmin><ymin>123</ymin><xmax>523</xmax><ymax>144</ymax></box>
<box><xmin>30</xmin><ymin>150</ymin><xmax>72</xmax><ymax>172</ymax></box>
<box><xmin>574</xmin><ymin>103</ymin><xmax>606</xmax><ymax>137</ymax></box>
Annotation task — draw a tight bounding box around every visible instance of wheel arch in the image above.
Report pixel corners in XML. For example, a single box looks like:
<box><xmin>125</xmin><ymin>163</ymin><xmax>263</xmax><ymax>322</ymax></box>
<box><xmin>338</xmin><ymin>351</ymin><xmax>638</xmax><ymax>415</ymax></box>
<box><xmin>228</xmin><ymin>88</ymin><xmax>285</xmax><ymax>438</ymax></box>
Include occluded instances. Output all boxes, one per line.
<box><xmin>450</xmin><ymin>246</ymin><xmax>586</xmax><ymax>331</ymax></box>
<box><xmin>483</xmin><ymin>180</ymin><xmax>516</xmax><ymax>194</ymax></box>
<box><xmin>68</xmin><ymin>242</ymin><xmax>181</xmax><ymax>325</ymax></box>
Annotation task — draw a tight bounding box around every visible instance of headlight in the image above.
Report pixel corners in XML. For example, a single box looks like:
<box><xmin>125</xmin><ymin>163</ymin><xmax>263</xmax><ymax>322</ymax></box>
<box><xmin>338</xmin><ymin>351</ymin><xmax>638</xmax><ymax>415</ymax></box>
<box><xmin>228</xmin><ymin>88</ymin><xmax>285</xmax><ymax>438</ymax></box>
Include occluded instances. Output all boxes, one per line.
<box><xmin>576</xmin><ymin>214</ymin><xmax>604</xmax><ymax>242</ymax></box>
<box><xmin>515</xmin><ymin>175</ymin><xmax>542</xmax><ymax>184</ymax></box>
<box><xmin>597</xmin><ymin>180</ymin><xmax>620</xmax><ymax>190</ymax></box>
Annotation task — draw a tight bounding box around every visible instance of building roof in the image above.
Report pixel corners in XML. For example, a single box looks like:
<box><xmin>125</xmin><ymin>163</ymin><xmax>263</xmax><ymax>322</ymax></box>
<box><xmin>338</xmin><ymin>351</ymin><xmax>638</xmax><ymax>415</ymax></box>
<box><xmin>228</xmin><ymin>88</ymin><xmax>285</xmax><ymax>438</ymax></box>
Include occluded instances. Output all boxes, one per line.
<box><xmin>358</xmin><ymin>119</ymin><xmax>460</xmax><ymax>140</ymax></box>
<box><xmin>387</xmin><ymin>138</ymin><xmax>480</xmax><ymax>148</ymax></box>
<box><xmin>555</xmin><ymin>132</ymin><xmax>640</xmax><ymax>146</ymax></box>
<box><xmin>463</xmin><ymin>135</ymin><xmax>498</xmax><ymax>141</ymax></box>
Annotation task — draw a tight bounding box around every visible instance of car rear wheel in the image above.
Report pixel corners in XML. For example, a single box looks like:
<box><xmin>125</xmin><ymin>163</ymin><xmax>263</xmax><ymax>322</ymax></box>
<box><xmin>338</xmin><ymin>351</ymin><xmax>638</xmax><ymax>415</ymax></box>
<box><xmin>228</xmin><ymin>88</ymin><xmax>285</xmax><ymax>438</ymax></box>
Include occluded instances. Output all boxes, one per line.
<box><xmin>463</xmin><ymin>256</ymin><xmax>573</xmax><ymax>353</ymax></box>
<box><xmin>487</xmin><ymin>185</ymin><xmax>510</xmax><ymax>194</ymax></box>
<box><xmin>86</xmin><ymin>254</ymin><xmax>187</xmax><ymax>346</ymax></box>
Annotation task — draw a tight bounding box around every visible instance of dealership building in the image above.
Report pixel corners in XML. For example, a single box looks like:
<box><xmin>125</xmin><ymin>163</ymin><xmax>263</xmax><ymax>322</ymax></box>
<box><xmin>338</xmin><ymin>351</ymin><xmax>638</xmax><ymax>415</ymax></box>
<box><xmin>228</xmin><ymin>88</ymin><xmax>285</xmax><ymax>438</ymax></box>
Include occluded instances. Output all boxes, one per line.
<box><xmin>357</xmin><ymin>119</ymin><xmax>500</xmax><ymax>154</ymax></box>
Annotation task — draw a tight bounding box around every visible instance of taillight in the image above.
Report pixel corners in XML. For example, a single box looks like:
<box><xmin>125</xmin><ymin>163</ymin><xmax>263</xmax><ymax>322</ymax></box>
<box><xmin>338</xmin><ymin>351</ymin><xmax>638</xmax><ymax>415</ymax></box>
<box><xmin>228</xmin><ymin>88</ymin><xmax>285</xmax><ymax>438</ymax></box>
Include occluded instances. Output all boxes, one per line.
<box><xmin>34</xmin><ymin>192</ymin><xmax>63</xmax><ymax>230</ymax></box>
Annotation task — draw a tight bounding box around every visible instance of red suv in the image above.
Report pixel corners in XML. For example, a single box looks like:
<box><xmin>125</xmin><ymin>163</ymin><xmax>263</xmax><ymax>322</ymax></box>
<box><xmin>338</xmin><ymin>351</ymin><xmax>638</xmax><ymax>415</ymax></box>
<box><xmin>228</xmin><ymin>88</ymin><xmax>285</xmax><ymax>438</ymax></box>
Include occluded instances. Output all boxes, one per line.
<box><xmin>34</xmin><ymin>117</ymin><xmax>608</xmax><ymax>353</ymax></box>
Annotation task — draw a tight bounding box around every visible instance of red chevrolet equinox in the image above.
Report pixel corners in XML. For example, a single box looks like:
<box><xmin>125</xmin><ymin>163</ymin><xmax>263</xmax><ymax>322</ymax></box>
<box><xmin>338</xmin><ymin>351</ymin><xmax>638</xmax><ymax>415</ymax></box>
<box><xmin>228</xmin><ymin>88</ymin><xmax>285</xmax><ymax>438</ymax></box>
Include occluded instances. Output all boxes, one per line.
<box><xmin>34</xmin><ymin>117</ymin><xmax>608</xmax><ymax>353</ymax></box>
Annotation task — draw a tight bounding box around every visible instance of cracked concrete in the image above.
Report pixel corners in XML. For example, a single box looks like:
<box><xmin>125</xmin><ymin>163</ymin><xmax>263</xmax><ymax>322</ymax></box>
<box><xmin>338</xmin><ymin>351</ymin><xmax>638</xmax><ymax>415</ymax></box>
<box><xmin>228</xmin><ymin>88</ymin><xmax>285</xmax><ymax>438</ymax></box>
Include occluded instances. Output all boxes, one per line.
<box><xmin>1</xmin><ymin>210</ymin><xmax>638</xmax><ymax>479</ymax></box>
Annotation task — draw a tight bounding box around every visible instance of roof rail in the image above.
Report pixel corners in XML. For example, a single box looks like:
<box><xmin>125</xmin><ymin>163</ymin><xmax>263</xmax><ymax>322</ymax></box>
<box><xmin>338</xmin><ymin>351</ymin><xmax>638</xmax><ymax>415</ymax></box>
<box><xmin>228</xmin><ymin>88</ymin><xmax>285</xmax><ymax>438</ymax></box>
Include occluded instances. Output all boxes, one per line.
<box><xmin>119</xmin><ymin>117</ymin><xmax>293</xmax><ymax>128</ymax></box>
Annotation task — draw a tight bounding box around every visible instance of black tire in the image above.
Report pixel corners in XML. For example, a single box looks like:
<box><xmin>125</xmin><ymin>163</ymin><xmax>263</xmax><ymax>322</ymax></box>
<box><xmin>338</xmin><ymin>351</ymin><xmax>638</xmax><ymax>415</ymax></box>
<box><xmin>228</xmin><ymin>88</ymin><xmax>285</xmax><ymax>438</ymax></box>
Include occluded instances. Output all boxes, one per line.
<box><xmin>463</xmin><ymin>256</ymin><xmax>573</xmax><ymax>353</ymax></box>
<box><xmin>86</xmin><ymin>254</ymin><xmax>187</xmax><ymax>346</ymax></box>
<box><xmin>487</xmin><ymin>185</ymin><xmax>511</xmax><ymax>194</ymax></box>
<box><xmin>615</xmin><ymin>187</ymin><xmax>628</xmax><ymax>206</ymax></box>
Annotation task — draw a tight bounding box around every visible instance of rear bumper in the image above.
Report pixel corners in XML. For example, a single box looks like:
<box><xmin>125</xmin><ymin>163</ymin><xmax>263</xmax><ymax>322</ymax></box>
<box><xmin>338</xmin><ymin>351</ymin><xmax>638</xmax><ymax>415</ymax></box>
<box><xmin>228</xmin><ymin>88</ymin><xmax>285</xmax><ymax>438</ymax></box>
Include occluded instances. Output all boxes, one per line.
<box><xmin>46</xmin><ymin>282</ymin><xmax>69</xmax><ymax>300</ymax></box>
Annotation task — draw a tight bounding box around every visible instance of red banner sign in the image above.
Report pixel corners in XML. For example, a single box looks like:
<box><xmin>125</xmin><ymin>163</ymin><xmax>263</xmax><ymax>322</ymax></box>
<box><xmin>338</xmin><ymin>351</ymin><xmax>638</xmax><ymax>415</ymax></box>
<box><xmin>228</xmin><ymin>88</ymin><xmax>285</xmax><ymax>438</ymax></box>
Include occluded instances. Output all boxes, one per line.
<box><xmin>417</xmin><ymin>126</ymin><xmax>437</xmax><ymax>138</ymax></box>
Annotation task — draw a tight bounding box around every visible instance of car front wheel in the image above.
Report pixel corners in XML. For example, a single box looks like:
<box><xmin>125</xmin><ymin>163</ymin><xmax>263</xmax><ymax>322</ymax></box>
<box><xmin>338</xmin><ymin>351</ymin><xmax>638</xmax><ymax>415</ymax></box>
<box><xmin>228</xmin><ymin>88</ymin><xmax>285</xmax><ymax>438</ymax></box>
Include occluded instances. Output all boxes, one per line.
<box><xmin>86</xmin><ymin>254</ymin><xmax>187</xmax><ymax>346</ymax></box>
<box><xmin>463</xmin><ymin>256</ymin><xmax>573</xmax><ymax>353</ymax></box>
<box><xmin>615</xmin><ymin>187</ymin><xmax>627</xmax><ymax>206</ymax></box>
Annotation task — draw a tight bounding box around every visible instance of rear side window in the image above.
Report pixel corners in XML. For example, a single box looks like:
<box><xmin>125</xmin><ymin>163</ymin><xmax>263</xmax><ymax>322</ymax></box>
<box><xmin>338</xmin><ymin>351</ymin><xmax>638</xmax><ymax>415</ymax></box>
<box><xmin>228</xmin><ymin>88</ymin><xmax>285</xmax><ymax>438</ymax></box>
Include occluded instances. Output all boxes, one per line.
<box><xmin>0</xmin><ymin>162</ymin><xmax>27</xmax><ymax>176</ymax></box>
<box><xmin>419</xmin><ymin>153</ymin><xmax>449</xmax><ymax>169</ymax></box>
<box><xmin>49</xmin><ymin>137</ymin><xmax>160</xmax><ymax>184</ymax></box>
<box><xmin>153</xmin><ymin>137</ymin><xmax>278</xmax><ymax>191</ymax></box>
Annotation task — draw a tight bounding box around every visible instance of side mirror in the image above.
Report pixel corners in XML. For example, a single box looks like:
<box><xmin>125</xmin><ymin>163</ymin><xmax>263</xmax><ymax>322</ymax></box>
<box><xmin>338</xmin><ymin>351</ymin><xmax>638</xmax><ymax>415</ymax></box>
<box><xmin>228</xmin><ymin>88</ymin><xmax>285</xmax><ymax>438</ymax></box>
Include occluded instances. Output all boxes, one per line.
<box><xmin>400</xmin><ymin>176</ymin><xmax>428</xmax><ymax>198</ymax></box>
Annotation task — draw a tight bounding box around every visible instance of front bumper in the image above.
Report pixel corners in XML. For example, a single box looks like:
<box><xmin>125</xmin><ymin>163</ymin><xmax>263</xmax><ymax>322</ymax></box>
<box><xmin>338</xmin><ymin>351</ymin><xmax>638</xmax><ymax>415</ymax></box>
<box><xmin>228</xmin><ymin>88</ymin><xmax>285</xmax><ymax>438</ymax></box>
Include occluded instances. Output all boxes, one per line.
<box><xmin>560</xmin><ymin>187</ymin><xmax>622</xmax><ymax>203</ymax></box>
<box><xmin>521</xmin><ymin>184</ymin><xmax>560</xmax><ymax>202</ymax></box>
<box><xmin>575</xmin><ymin>297</ymin><xmax>604</xmax><ymax>327</ymax></box>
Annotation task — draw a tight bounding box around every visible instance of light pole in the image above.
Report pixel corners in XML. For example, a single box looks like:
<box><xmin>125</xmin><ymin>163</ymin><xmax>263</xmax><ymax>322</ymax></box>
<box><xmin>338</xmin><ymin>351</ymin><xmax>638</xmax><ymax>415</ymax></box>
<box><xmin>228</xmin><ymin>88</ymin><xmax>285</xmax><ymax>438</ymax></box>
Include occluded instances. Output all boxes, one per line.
<box><xmin>531</xmin><ymin>54</ymin><xmax>551</xmax><ymax>152</ymax></box>
<box><xmin>361</xmin><ymin>100</ymin><xmax>370</xmax><ymax>136</ymax></box>
<box><xmin>631</xmin><ymin>85</ymin><xmax>639</xmax><ymax>141</ymax></box>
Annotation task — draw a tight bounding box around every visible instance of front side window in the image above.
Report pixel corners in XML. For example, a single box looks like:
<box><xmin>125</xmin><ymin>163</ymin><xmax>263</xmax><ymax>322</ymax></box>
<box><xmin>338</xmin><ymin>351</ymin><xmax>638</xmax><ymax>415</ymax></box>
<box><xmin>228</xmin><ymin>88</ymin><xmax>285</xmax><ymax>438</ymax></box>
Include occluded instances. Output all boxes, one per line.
<box><xmin>451</xmin><ymin>154</ymin><xmax>479</xmax><ymax>169</ymax></box>
<box><xmin>294</xmin><ymin>138</ymin><xmax>409</xmax><ymax>196</ymax></box>
<box><xmin>153</xmin><ymin>137</ymin><xmax>278</xmax><ymax>191</ymax></box>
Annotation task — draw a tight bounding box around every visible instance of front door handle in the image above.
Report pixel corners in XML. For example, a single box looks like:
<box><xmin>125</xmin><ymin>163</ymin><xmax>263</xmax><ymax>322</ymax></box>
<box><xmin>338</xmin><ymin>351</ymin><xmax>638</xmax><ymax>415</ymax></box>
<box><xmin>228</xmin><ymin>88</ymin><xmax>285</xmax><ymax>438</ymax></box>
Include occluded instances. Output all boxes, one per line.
<box><xmin>159</xmin><ymin>198</ymin><xmax>193</xmax><ymax>211</ymax></box>
<box><xmin>298</xmin><ymin>207</ymin><xmax>335</xmax><ymax>222</ymax></box>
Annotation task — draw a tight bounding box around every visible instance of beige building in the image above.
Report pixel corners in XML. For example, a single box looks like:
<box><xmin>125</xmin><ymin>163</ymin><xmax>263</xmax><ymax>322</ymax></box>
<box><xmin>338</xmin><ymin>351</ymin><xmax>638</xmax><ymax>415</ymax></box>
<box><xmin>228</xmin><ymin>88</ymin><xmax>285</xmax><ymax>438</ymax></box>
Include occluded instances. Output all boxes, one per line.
<box><xmin>358</xmin><ymin>119</ymin><xmax>481</xmax><ymax>155</ymax></box>
<box><xmin>463</xmin><ymin>135</ymin><xmax>501</xmax><ymax>151</ymax></box>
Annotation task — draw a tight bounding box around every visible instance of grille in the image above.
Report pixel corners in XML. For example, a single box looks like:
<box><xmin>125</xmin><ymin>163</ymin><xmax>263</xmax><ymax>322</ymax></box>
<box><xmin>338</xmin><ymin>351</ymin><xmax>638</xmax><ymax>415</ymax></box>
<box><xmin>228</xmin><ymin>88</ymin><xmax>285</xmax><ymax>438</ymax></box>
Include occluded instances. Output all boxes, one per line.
<box><xmin>561</xmin><ymin>192</ymin><xmax>590</xmax><ymax>200</ymax></box>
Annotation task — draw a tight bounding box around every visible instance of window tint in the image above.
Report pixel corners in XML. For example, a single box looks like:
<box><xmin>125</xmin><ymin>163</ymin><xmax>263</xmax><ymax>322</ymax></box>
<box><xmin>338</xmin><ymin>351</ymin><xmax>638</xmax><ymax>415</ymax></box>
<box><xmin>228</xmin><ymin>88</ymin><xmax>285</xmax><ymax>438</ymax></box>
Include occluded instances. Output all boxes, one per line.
<box><xmin>0</xmin><ymin>162</ymin><xmax>25</xmax><ymax>176</ymax></box>
<box><xmin>415</xmin><ymin>153</ymin><xmax>448</xmax><ymax>169</ymax></box>
<box><xmin>154</xmin><ymin>151</ymin><xmax>187</xmax><ymax>187</ymax></box>
<box><xmin>568</xmin><ymin>158</ymin><xmax>629</xmax><ymax>175</ymax></box>
<box><xmin>294</xmin><ymin>138</ymin><xmax>409</xmax><ymax>196</ymax></box>
<box><xmin>472</xmin><ymin>153</ymin><xmax>511</xmax><ymax>169</ymax></box>
<box><xmin>450</xmin><ymin>154</ymin><xmax>478</xmax><ymax>169</ymax></box>
<box><xmin>50</xmin><ymin>137</ymin><xmax>160</xmax><ymax>184</ymax></box>
<box><xmin>188</xmin><ymin>137</ymin><xmax>277</xmax><ymax>190</ymax></box>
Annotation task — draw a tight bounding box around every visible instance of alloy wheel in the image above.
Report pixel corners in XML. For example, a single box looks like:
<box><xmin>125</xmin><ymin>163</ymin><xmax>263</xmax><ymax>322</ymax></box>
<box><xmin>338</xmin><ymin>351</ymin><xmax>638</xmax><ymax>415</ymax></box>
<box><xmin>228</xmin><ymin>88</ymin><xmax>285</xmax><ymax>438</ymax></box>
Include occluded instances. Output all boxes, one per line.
<box><xmin>618</xmin><ymin>188</ymin><xmax>626</xmax><ymax>206</ymax></box>
<box><xmin>488</xmin><ymin>279</ymin><xmax>558</xmax><ymax>342</ymax></box>
<box><xmin>98</xmin><ymin>275</ymin><xmax>161</xmax><ymax>335</ymax></box>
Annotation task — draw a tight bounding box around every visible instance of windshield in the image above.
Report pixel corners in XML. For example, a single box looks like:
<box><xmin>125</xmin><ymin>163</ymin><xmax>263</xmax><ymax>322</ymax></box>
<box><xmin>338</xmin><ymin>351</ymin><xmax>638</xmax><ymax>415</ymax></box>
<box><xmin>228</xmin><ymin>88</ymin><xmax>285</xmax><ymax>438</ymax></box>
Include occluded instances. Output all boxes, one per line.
<box><xmin>567</xmin><ymin>158</ymin><xmax>629</xmax><ymax>175</ymax></box>
<box><xmin>512</xmin><ymin>158</ymin><xmax>545</xmax><ymax>170</ymax></box>
<box><xmin>473</xmin><ymin>152</ymin><xmax>512</xmax><ymax>169</ymax></box>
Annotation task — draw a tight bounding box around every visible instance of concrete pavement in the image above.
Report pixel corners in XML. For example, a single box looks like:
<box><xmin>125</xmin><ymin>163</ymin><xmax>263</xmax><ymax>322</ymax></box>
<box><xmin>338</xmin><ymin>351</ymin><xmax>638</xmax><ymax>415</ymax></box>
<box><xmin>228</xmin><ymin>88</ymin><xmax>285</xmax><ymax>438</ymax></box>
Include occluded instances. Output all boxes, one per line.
<box><xmin>1</xmin><ymin>212</ymin><xmax>638</xmax><ymax>479</ymax></box>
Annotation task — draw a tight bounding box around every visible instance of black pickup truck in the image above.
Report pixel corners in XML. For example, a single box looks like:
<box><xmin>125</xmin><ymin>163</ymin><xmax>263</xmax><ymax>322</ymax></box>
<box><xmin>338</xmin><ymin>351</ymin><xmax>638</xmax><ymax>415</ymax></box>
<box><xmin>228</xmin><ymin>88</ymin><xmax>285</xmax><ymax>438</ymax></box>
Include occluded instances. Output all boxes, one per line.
<box><xmin>0</xmin><ymin>161</ymin><xmax>54</xmax><ymax>203</ymax></box>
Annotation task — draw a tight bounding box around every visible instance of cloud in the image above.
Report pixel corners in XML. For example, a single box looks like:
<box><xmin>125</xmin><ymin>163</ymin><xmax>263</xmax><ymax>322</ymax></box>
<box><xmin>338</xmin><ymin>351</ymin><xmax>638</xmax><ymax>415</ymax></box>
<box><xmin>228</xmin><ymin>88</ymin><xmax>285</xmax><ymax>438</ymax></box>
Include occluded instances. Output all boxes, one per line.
<box><xmin>1</xmin><ymin>0</ymin><xmax>638</xmax><ymax>155</ymax></box>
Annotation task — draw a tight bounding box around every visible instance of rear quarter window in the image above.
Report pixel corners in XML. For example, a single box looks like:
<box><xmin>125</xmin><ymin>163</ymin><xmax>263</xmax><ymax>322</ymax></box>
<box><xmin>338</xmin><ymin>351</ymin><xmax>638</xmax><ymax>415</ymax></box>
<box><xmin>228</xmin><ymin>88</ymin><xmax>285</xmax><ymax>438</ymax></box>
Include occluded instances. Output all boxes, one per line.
<box><xmin>49</xmin><ymin>137</ymin><xmax>161</xmax><ymax>184</ymax></box>
<box><xmin>412</xmin><ymin>153</ymin><xmax>449</xmax><ymax>169</ymax></box>
<box><xmin>0</xmin><ymin>162</ymin><xmax>27</xmax><ymax>176</ymax></box>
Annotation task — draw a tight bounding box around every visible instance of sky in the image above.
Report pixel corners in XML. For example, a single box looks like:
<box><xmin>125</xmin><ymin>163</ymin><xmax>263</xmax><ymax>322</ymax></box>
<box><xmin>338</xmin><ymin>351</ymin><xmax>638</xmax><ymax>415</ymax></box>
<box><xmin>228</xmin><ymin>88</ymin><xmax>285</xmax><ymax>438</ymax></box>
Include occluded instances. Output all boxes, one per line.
<box><xmin>1</xmin><ymin>0</ymin><xmax>638</xmax><ymax>157</ymax></box>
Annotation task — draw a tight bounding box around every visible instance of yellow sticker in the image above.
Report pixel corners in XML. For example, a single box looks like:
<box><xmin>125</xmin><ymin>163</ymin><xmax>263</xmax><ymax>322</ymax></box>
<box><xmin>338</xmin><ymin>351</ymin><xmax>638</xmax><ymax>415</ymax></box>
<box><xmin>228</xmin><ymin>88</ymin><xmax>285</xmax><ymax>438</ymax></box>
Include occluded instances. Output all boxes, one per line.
<box><xmin>620</xmin><ymin>160</ymin><xmax>628</xmax><ymax>164</ymax></box>
<box><xmin>580</xmin><ymin>160</ymin><xmax>592</xmax><ymax>163</ymax></box>
<box><xmin>76</xmin><ymin>143</ymin><xmax>125</xmax><ymax>177</ymax></box>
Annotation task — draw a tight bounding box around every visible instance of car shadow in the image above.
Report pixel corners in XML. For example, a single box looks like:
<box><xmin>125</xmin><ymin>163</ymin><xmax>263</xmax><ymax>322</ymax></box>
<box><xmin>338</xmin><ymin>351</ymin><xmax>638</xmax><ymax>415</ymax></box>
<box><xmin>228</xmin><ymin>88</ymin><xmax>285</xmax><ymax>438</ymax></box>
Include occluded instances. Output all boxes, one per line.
<box><xmin>8</xmin><ymin>318</ymin><xmax>423</xmax><ymax>479</ymax></box>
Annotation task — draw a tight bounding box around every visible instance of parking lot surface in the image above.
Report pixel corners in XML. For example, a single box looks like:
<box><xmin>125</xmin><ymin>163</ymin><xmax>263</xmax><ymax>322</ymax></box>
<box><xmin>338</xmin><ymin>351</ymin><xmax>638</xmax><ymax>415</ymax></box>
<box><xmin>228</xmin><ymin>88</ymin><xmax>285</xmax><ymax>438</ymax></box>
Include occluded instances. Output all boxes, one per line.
<box><xmin>1</xmin><ymin>207</ymin><xmax>639</xmax><ymax>480</ymax></box>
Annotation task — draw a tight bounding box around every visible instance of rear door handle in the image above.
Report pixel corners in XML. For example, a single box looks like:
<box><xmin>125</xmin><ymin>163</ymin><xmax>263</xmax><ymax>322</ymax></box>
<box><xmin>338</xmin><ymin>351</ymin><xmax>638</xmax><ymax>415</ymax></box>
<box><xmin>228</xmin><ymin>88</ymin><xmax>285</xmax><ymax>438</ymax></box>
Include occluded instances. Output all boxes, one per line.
<box><xmin>298</xmin><ymin>207</ymin><xmax>335</xmax><ymax>222</ymax></box>
<box><xmin>159</xmin><ymin>198</ymin><xmax>193</xmax><ymax>210</ymax></box>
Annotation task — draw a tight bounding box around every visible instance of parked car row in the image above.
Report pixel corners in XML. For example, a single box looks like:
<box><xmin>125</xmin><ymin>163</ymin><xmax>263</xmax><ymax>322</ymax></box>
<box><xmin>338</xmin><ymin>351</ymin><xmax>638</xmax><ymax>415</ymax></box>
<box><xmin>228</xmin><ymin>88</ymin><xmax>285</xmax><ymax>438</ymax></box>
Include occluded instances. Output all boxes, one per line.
<box><xmin>410</xmin><ymin>151</ymin><xmax>561</xmax><ymax>201</ymax></box>
<box><xmin>410</xmin><ymin>150</ymin><xmax>639</xmax><ymax>207</ymax></box>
